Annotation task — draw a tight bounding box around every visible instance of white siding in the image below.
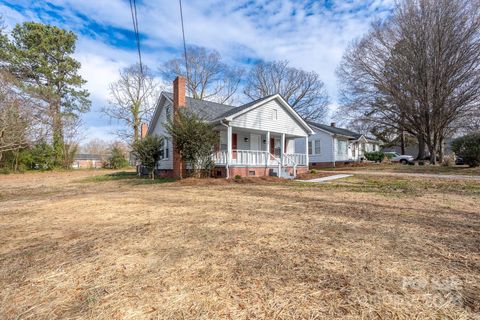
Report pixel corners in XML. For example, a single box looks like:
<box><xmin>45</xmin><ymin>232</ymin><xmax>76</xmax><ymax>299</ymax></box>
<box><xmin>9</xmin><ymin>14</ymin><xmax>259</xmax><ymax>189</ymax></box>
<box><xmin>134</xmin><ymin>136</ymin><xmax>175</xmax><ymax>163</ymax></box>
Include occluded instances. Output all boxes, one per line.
<box><xmin>229</xmin><ymin>99</ymin><xmax>308</xmax><ymax>137</ymax></box>
<box><xmin>335</xmin><ymin>138</ymin><xmax>350</xmax><ymax>161</ymax></box>
<box><xmin>299</xmin><ymin>130</ymin><xmax>334</xmax><ymax>163</ymax></box>
<box><xmin>151</xmin><ymin>101</ymin><xmax>173</xmax><ymax>170</ymax></box>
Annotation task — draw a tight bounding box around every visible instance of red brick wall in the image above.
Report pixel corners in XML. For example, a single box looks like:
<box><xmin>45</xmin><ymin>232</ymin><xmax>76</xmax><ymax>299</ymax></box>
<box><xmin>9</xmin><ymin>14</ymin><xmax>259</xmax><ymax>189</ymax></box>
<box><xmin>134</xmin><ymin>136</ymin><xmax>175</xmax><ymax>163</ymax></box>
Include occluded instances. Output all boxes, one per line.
<box><xmin>172</xmin><ymin>76</ymin><xmax>186</xmax><ymax>179</ymax></box>
<box><xmin>213</xmin><ymin>166</ymin><xmax>309</xmax><ymax>178</ymax></box>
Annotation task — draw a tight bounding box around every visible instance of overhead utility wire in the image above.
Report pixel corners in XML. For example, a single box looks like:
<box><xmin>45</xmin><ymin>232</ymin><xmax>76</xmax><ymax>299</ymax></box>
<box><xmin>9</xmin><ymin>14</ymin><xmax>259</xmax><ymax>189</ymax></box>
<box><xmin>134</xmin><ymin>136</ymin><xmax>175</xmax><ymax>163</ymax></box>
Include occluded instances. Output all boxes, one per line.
<box><xmin>129</xmin><ymin>0</ymin><xmax>143</xmax><ymax>74</ymax></box>
<box><xmin>178</xmin><ymin>0</ymin><xmax>190</xmax><ymax>92</ymax></box>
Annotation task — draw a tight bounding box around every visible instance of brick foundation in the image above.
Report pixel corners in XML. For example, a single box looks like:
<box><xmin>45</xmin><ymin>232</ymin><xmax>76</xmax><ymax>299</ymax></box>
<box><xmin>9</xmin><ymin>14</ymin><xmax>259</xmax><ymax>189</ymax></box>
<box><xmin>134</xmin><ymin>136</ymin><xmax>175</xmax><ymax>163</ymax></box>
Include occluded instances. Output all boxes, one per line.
<box><xmin>156</xmin><ymin>166</ymin><xmax>309</xmax><ymax>179</ymax></box>
<box><xmin>155</xmin><ymin>169</ymin><xmax>175</xmax><ymax>178</ymax></box>
<box><xmin>310</xmin><ymin>161</ymin><xmax>358</xmax><ymax>169</ymax></box>
<box><xmin>309</xmin><ymin>162</ymin><xmax>335</xmax><ymax>169</ymax></box>
<box><xmin>214</xmin><ymin>166</ymin><xmax>309</xmax><ymax>178</ymax></box>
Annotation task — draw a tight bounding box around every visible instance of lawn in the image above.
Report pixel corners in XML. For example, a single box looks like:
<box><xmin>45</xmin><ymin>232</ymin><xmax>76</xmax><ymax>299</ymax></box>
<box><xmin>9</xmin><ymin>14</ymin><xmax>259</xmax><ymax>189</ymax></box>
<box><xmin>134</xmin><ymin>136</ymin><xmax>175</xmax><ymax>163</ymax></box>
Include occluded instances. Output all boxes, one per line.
<box><xmin>0</xmin><ymin>170</ymin><xmax>479</xmax><ymax>319</ymax></box>
<box><xmin>321</xmin><ymin>162</ymin><xmax>480</xmax><ymax>176</ymax></box>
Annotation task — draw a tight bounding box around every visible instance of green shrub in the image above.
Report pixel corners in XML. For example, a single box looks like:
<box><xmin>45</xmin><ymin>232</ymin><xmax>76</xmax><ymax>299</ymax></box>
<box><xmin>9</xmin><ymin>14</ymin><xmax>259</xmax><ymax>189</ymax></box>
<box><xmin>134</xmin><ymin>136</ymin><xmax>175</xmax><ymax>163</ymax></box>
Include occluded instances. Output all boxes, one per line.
<box><xmin>310</xmin><ymin>169</ymin><xmax>318</xmax><ymax>174</ymax></box>
<box><xmin>20</xmin><ymin>142</ymin><xmax>55</xmax><ymax>170</ymax></box>
<box><xmin>166</xmin><ymin>110</ymin><xmax>218</xmax><ymax>178</ymax></box>
<box><xmin>234</xmin><ymin>174</ymin><xmax>242</xmax><ymax>180</ymax></box>
<box><xmin>451</xmin><ymin>132</ymin><xmax>480</xmax><ymax>167</ymax></box>
<box><xmin>364</xmin><ymin>151</ymin><xmax>385</xmax><ymax>163</ymax></box>
<box><xmin>107</xmin><ymin>146</ymin><xmax>129</xmax><ymax>169</ymax></box>
<box><xmin>131</xmin><ymin>135</ymin><xmax>163</xmax><ymax>180</ymax></box>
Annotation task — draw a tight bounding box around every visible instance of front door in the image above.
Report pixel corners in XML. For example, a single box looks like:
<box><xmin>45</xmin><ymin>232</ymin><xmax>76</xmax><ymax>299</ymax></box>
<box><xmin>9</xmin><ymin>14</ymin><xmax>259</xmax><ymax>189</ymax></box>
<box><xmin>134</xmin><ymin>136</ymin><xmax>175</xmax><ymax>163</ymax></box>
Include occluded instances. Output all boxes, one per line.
<box><xmin>274</xmin><ymin>138</ymin><xmax>281</xmax><ymax>158</ymax></box>
<box><xmin>270</xmin><ymin>138</ymin><xmax>275</xmax><ymax>159</ymax></box>
<box><xmin>250</xmin><ymin>134</ymin><xmax>261</xmax><ymax>151</ymax></box>
<box><xmin>232</xmin><ymin>133</ymin><xmax>237</xmax><ymax>159</ymax></box>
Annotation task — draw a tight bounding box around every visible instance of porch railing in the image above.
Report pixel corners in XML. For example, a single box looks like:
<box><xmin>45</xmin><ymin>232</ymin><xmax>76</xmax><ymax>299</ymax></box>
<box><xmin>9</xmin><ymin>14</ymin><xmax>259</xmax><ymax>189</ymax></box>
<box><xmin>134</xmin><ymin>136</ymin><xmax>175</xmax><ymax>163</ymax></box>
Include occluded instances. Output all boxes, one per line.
<box><xmin>212</xmin><ymin>150</ymin><xmax>307</xmax><ymax>166</ymax></box>
<box><xmin>283</xmin><ymin>153</ymin><xmax>307</xmax><ymax>166</ymax></box>
<box><xmin>213</xmin><ymin>150</ymin><xmax>273</xmax><ymax>166</ymax></box>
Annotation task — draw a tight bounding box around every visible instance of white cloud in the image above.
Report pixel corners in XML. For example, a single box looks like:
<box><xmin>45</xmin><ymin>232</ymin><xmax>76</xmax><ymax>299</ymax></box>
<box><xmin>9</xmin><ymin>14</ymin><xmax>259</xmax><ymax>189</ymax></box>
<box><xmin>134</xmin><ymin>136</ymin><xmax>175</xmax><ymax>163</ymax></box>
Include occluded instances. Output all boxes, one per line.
<box><xmin>2</xmin><ymin>0</ymin><xmax>394</xmax><ymax>132</ymax></box>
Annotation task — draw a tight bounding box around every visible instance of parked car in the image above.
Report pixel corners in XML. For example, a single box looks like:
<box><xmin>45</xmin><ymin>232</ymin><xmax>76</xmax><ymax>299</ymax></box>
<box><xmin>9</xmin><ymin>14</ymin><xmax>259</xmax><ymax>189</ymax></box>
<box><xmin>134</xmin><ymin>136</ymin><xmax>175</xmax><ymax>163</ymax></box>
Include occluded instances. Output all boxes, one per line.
<box><xmin>455</xmin><ymin>156</ymin><xmax>464</xmax><ymax>165</ymax></box>
<box><xmin>384</xmin><ymin>152</ymin><xmax>415</xmax><ymax>164</ymax></box>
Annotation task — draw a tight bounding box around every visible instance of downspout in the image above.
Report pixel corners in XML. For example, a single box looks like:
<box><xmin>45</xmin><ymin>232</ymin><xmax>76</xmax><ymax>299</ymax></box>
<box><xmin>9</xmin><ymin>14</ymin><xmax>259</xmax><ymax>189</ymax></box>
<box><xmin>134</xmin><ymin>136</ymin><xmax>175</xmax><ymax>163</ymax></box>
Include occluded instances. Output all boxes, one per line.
<box><xmin>332</xmin><ymin>135</ymin><xmax>336</xmax><ymax>168</ymax></box>
<box><xmin>219</xmin><ymin>120</ymin><xmax>230</xmax><ymax>179</ymax></box>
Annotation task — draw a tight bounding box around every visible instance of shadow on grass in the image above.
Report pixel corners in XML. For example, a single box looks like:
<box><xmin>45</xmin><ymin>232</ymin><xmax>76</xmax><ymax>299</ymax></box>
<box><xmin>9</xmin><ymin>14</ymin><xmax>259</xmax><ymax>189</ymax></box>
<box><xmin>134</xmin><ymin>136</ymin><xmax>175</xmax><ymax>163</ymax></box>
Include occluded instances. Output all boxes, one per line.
<box><xmin>79</xmin><ymin>171</ymin><xmax>175</xmax><ymax>185</ymax></box>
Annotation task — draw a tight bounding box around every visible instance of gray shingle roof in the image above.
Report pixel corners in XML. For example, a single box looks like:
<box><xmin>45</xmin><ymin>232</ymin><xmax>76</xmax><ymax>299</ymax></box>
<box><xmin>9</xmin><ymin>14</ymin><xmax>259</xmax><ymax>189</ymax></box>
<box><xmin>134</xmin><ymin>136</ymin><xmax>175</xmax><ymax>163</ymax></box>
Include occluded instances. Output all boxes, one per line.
<box><xmin>308</xmin><ymin>121</ymin><xmax>380</xmax><ymax>142</ymax></box>
<box><xmin>163</xmin><ymin>92</ymin><xmax>237</xmax><ymax>121</ymax></box>
<box><xmin>163</xmin><ymin>92</ymin><xmax>279</xmax><ymax>122</ymax></box>
<box><xmin>307</xmin><ymin>121</ymin><xmax>361</xmax><ymax>138</ymax></box>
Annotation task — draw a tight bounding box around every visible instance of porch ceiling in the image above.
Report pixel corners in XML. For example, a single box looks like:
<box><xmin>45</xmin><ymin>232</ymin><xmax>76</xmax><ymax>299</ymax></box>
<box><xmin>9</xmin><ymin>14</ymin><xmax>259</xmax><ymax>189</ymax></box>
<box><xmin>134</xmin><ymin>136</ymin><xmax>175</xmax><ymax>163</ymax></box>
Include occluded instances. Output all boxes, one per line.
<box><xmin>216</xmin><ymin>126</ymin><xmax>305</xmax><ymax>138</ymax></box>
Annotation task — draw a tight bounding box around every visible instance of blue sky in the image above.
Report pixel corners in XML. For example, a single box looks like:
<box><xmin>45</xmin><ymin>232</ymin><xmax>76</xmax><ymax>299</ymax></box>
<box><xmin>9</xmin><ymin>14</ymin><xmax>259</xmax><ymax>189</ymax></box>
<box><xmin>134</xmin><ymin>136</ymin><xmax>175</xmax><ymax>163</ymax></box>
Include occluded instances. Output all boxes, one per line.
<box><xmin>0</xmin><ymin>0</ymin><xmax>394</xmax><ymax>143</ymax></box>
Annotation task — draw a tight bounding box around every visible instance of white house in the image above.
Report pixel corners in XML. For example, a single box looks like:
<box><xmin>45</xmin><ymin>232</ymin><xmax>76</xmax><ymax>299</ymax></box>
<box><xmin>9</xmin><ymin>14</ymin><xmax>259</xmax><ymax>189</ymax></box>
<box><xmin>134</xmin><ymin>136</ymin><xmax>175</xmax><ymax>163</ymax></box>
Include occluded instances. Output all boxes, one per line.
<box><xmin>147</xmin><ymin>77</ymin><xmax>313</xmax><ymax>178</ymax></box>
<box><xmin>296</xmin><ymin>121</ymin><xmax>382</xmax><ymax>168</ymax></box>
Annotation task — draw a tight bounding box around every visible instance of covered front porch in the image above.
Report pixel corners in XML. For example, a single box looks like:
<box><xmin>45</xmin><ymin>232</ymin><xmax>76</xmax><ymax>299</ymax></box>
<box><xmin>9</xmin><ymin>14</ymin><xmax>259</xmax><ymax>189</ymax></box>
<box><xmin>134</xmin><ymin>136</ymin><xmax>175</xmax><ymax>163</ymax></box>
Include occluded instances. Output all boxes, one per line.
<box><xmin>212</xmin><ymin>126</ymin><xmax>309</xmax><ymax>178</ymax></box>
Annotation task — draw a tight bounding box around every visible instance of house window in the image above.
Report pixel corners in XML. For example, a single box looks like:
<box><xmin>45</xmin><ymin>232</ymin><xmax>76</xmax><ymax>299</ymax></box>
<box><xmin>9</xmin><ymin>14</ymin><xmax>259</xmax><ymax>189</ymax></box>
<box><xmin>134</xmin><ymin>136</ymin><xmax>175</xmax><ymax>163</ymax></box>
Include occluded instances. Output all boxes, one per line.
<box><xmin>164</xmin><ymin>138</ymin><xmax>169</xmax><ymax>159</ymax></box>
<box><xmin>337</xmin><ymin>140</ymin><xmax>347</xmax><ymax>155</ymax></box>
<box><xmin>165</xmin><ymin>106</ymin><xmax>171</xmax><ymax>120</ymax></box>
<box><xmin>159</xmin><ymin>139</ymin><xmax>165</xmax><ymax>160</ymax></box>
<box><xmin>272</xmin><ymin>109</ymin><xmax>278</xmax><ymax>120</ymax></box>
<box><xmin>308</xmin><ymin>141</ymin><xmax>312</xmax><ymax>155</ymax></box>
<box><xmin>249</xmin><ymin>170</ymin><xmax>256</xmax><ymax>176</ymax></box>
<box><xmin>314</xmin><ymin>140</ymin><xmax>321</xmax><ymax>155</ymax></box>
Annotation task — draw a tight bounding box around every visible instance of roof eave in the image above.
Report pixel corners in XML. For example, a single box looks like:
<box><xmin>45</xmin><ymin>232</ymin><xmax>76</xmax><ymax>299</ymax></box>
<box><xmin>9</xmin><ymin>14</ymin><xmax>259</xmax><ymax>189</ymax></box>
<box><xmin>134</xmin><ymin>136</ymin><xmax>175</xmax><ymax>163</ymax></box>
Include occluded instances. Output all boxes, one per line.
<box><xmin>224</xmin><ymin>94</ymin><xmax>314</xmax><ymax>135</ymax></box>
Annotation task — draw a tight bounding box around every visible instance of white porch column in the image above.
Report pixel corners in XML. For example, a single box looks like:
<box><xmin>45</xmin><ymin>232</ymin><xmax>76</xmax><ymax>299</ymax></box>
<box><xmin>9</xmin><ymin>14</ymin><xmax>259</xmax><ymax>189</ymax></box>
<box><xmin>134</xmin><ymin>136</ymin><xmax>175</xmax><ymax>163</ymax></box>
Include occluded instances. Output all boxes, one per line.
<box><xmin>266</xmin><ymin>131</ymin><xmax>270</xmax><ymax>166</ymax></box>
<box><xmin>227</xmin><ymin>125</ymin><xmax>232</xmax><ymax>164</ymax></box>
<box><xmin>305</xmin><ymin>136</ymin><xmax>309</xmax><ymax>167</ymax></box>
<box><xmin>281</xmin><ymin>133</ymin><xmax>285</xmax><ymax>166</ymax></box>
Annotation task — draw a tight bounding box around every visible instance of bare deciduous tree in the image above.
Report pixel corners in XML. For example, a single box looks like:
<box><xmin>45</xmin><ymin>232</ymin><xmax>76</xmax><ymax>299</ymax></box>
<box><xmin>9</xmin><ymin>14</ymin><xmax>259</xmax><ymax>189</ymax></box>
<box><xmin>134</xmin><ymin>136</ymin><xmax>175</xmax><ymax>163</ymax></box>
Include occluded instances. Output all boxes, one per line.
<box><xmin>244</xmin><ymin>60</ymin><xmax>329</xmax><ymax>122</ymax></box>
<box><xmin>161</xmin><ymin>46</ymin><xmax>243</xmax><ymax>104</ymax></box>
<box><xmin>81</xmin><ymin>138</ymin><xmax>111</xmax><ymax>160</ymax></box>
<box><xmin>103</xmin><ymin>63</ymin><xmax>159</xmax><ymax>142</ymax></box>
<box><xmin>0</xmin><ymin>71</ymin><xmax>30</xmax><ymax>162</ymax></box>
<box><xmin>337</xmin><ymin>0</ymin><xmax>480</xmax><ymax>164</ymax></box>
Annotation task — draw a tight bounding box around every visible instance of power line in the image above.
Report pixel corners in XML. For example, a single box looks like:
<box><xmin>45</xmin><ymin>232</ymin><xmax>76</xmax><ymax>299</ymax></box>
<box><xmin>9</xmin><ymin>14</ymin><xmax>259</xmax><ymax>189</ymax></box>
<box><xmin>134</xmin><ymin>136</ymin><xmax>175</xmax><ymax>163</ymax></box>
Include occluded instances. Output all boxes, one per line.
<box><xmin>178</xmin><ymin>0</ymin><xmax>190</xmax><ymax>90</ymax></box>
<box><xmin>129</xmin><ymin>0</ymin><xmax>143</xmax><ymax>74</ymax></box>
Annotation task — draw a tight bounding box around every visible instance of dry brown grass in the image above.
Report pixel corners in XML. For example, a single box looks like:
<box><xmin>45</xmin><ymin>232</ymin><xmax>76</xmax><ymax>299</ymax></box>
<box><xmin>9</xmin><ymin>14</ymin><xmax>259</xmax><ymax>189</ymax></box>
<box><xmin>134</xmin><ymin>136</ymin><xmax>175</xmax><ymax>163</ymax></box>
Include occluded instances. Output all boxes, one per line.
<box><xmin>0</xmin><ymin>170</ymin><xmax>479</xmax><ymax>319</ymax></box>
<box><xmin>324</xmin><ymin>162</ymin><xmax>480</xmax><ymax>176</ymax></box>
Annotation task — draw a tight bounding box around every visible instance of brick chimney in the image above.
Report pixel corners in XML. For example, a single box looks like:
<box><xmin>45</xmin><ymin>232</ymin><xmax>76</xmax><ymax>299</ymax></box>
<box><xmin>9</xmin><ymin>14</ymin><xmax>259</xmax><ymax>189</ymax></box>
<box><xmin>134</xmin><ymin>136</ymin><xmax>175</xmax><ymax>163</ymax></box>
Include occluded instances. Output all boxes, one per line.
<box><xmin>173</xmin><ymin>76</ymin><xmax>186</xmax><ymax>115</ymax></box>
<box><xmin>330</xmin><ymin>122</ymin><xmax>336</xmax><ymax>127</ymax></box>
<box><xmin>172</xmin><ymin>76</ymin><xmax>186</xmax><ymax>179</ymax></box>
<box><xmin>140</xmin><ymin>123</ymin><xmax>148</xmax><ymax>139</ymax></box>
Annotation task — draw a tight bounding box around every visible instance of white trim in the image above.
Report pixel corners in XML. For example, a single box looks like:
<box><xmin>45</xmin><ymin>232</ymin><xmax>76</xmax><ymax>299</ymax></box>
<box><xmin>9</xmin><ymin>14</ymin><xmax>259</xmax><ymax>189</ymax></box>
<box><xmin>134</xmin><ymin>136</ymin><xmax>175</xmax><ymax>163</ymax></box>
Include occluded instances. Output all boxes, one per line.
<box><xmin>224</xmin><ymin>94</ymin><xmax>314</xmax><ymax>135</ymax></box>
<box><xmin>227</xmin><ymin>125</ymin><xmax>232</xmax><ymax>164</ymax></box>
<box><xmin>148</xmin><ymin>92</ymin><xmax>171</xmax><ymax>135</ymax></box>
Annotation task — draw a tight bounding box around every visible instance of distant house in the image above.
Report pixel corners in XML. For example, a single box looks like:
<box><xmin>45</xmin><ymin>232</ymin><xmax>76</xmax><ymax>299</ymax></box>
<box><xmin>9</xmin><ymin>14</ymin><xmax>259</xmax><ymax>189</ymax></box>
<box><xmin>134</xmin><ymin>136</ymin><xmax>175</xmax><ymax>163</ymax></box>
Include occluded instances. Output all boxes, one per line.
<box><xmin>146</xmin><ymin>76</ymin><xmax>313</xmax><ymax>178</ymax></box>
<box><xmin>72</xmin><ymin>154</ymin><xmax>104</xmax><ymax>169</ymax></box>
<box><xmin>297</xmin><ymin>122</ymin><xmax>382</xmax><ymax>168</ymax></box>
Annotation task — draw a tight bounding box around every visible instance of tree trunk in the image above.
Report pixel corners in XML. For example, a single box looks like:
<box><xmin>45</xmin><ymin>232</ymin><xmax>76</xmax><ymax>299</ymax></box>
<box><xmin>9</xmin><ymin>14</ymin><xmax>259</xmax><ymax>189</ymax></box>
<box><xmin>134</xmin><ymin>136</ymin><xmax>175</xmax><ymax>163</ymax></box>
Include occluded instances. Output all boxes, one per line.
<box><xmin>133</xmin><ymin>123</ymin><xmax>139</xmax><ymax>142</ymax></box>
<box><xmin>428</xmin><ymin>142</ymin><xmax>437</xmax><ymax>165</ymax></box>
<box><xmin>417</xmin><ymin>135</ymin><xmax>426</xmax><ymax>160</ymax></box>
<box><xmin>438</xmin><ymin>137</ymin><xmax>445</xmax><ymax>163</ymax></box>
<box><xmin>52</xmin><ymin>103</ymin><xmax>64</xmax><ymax>167</ymax></box>
<box><xmin>400</xmin><ymin>130</ymin><xmax>406</xmax><ymax>155</ymax></box>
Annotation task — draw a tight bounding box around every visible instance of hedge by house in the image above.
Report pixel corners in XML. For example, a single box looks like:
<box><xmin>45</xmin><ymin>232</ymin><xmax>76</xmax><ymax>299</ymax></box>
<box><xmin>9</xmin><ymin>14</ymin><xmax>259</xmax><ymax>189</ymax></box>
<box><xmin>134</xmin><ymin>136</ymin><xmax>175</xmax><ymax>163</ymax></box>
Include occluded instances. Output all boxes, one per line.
<box><xmin>364</xmin><ymin>151</ymin><xmax>385</xmax><ymax>163</ymax></box>
<box><xmin>451</xmin><ymin>132</ymin><xmax>480</xmax><ymax>167</ymax></box>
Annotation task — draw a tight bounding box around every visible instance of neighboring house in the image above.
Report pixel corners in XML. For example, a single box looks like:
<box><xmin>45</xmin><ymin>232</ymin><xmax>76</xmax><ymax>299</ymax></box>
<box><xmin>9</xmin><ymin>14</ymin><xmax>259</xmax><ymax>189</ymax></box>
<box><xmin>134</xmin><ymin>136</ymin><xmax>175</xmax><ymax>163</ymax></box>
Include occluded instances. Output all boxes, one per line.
<box><xmin>72</xmin><ymin>154</ymin><xmax>104</xmax><ymax>169</ymax></box>
<box><xmin>297</xmin><ymin>122</ymin><xmax>382</xmax><ymax>168</ymax></box>
<box><xmin>147</xmin><ymin>76</ymin><xmax>313</xmax><ymax>178</ymax></box>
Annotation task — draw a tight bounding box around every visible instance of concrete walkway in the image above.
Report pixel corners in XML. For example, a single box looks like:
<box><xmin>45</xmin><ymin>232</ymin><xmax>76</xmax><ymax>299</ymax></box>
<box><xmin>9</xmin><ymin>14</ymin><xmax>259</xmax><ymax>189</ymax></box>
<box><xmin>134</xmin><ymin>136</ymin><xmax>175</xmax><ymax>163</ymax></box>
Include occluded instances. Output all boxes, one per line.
<box><xmin>320</xmin><ymin>170</ymin><xmax>480</xmax><ymax>181</ymax></box>
<box><xmin>297</xmin><ymin>174</ymin><xmax>353</xmax><ymax>183</ymax></box>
